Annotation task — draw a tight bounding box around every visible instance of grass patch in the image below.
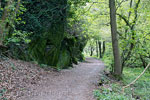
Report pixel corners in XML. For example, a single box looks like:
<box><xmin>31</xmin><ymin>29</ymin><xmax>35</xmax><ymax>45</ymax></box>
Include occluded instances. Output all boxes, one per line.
<box><xmin>94</xmin><ymin>67</ymin><xmax>150</xmax><ymax>100</ymax></box>
<box><xmin>123</xmin><ymin>67</ymin><xmax>150</xmax><ymax>100</ymax></box>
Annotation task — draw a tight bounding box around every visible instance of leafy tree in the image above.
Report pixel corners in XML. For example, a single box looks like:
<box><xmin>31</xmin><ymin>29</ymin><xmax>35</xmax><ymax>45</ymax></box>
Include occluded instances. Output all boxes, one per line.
<box><xmin>109</xmin><ymin>0</ymin><xmax>122</xmax><ymax>75</ymax></box>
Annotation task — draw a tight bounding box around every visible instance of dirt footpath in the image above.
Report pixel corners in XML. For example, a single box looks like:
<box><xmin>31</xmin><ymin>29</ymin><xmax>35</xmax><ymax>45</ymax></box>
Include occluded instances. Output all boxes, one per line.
<box><xmin>18</xmin><ymin>58</ymin><xmax>105</xmax><ymax>100</ymax></box>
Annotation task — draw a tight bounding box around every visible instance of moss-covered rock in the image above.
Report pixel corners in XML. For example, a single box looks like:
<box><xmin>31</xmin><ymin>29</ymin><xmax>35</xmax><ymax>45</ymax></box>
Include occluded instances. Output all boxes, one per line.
<box><xmin>13</xmin><ymin>0</ymin><xmax>88</xmax><ymax>69</ymax></box>
<box><xmin>57</xmin><ymin>48</ymin><xmax>71</xmax><ymax>69</ymax></box>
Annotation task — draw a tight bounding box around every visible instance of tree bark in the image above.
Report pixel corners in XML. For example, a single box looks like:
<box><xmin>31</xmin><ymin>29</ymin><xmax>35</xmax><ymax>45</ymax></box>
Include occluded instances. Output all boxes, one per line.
<box><xmin>98</xmin><ymin>41</ymin><xmax>102</xmax><ymax>58</ymax></box>
<box><xmin>102</xmin><ymin>41</ymin><xmax>105</xmax><ymax>57</ymax></box>
<box><xmin>0</xmin><ymin>0</ymin><xmax>1</xmax><ymax>8</ymax></box>
<box><xmin>140</xmin><ymin>55</ymin><xmax>147</xmax><ymax>68</ymax></box>
<box><xmin>96</xmin><ymin>41</ymin><xmax>99</xmax><ymax>57</ymax></box>
<box><xmin>90</xmin><ymin>47</ymin><xmax>93</xmax><ymax>56</ymax></box>
<box><xmin>109</xmin><ymin>0</ymin><xmax>122</xmax><ymax>75</ymax></box>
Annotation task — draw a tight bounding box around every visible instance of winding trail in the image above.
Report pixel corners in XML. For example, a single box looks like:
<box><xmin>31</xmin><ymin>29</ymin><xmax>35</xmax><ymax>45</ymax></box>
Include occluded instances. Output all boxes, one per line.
<box><xmin>19</xmin><ymin>58</ymin><xmax>104</xmax><ymax>100</ymax></box>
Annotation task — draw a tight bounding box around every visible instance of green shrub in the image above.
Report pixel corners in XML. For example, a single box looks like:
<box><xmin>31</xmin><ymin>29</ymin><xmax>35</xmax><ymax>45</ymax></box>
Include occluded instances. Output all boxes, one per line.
<box><xmin>94</xmin><ymin>88</ymin><xmax>133</xmax><ymax>100</ymax></box>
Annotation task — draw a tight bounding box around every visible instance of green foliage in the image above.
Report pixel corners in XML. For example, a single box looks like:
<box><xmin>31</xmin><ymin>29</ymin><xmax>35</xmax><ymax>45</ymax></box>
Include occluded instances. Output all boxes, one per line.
<box><xmin>57</xmin><ymin>47</ymin><xmax>71</xmax><ymax>69</ymax></box>
<box><xmin>94</xmin><ymin>89</ymin><xmax>132</xmax><ymax>100</ymax></box>
<box><xmin>10</xmin><ymin>0</ymin><xmax>89</xmax><ymax>69</ymax></box>
<box><xmin>123</xmin><ymin>67</ymin><xmax>150</xmax><ymax>100</ymax></box>
<box><xmin>0</xmin><ymin>0</ymin><xmax>26</xmax><ymax>41</ymax></box>
<box><xmin>6</xmin><ymin>30</ymin><xmax>31</xmax><ymax>45</ymax></box>
<box><xmin>88</xmin><ymin>0</ymin><xmax>150</xmax><ymax>73</ymax></box>
<box><xmin>117</xmin><ymin>0</ymin><xmax>150</xmax><ymax>68</ymax></box>
<box><xmin>101</xmin><ymin>42</ymin><xmax>114</xmax><ymax>72</ymax></box>
<box><xmin>94</xmin><ymin>67</ymin><xmax>150</xmax><ymax>100</ymax></box>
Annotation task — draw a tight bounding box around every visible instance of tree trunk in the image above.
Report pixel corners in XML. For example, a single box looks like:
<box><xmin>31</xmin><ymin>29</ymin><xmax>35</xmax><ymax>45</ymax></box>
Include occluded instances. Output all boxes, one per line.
<box><xmin>90</xmin><ymin>47</ymin><xmax>93</xmax><ymax>56</ymax></box>
<box><xmin>98</xmin><ymin>41</ymin><xmax>102</xmax><ymax>58</ymax></box>
<box><xmin>96</xmin><ymin>41</ymin><xmax>99</xmax><ymax>57</ymax></box>
<box><xmin>0</xmin><ymin>0</ymin><xmax>1</xmax><ymax>8</ymax></box>
<box><xmin>102</xmin><ymin>41</ymin><xmax>105</xmax><ymax>57</ymax></box>
<box><xmin>140</xmin><ymin>55</ymin><xmax>147</xmax><ymax>68</ymax></box>
<box><xmin>109</xmin><ymin>0</ymin><xmax>122</xmax><ymax>75</ymax></box>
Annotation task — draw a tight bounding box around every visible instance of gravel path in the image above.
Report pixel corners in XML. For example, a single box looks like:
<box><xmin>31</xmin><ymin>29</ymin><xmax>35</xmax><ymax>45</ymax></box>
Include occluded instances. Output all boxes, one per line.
<box><xmin>18</xmin><ymin>58</ymin><xmax>104</xmax><ymax>100</ymax></box>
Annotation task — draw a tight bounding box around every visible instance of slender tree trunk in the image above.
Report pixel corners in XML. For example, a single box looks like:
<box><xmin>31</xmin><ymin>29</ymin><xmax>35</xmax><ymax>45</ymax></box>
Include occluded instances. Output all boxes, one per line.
<box><xmin>0</xmin><ymin>0</ymin><xmax>1</xmax><ymax>8</ymax></box>
<box><xmin>109</xmin><ymin>0</ymin><xmax>122</xmax><ymax>75</ymax></box>
<box><xmin>102</xmin><ymin>41</ymin><xmax>105</xmax><ymax>57</ymax></box>
<box><xmin>140</xmin><ymin>55</ymin><xmax>146</xmax><ymax>68</ymax></box>
<box><xmin>90</xmin><ymin>47</ymin><xmax>93</xmax><ymax>56</ymax></box>
<box><xmin>128</xmin><ymin>0</ymin><xmax>133</xmax><ymax>21</ymax></box>
<box><xmin>98</xmin><ymin>41</ymin><xmax>102</xmax><ymax>58</ymax></box>
<box><xmin>96</xmin><ymin>41</ymin><xmax>99</xmax><ymax>57</ymax></box>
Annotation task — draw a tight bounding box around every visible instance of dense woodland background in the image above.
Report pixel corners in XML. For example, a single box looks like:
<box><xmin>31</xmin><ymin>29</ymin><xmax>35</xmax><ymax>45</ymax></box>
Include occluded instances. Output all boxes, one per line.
<box><xmin>0</xmin><ymin>0</ymin><xmax>150</xmax><ymax>99</ymax></box>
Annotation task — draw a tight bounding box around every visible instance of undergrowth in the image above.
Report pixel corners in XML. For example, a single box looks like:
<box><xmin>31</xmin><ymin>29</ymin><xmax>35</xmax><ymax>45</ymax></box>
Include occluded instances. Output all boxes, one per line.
<box><xmin>94</xmin><ymin>67</ymin><xmax>150</xmax><ymax>100</ymax></box>
<box><xmin>0</xmin><ymin>88</ymin><xmax>7</xmax><ymax>100</ymax></box>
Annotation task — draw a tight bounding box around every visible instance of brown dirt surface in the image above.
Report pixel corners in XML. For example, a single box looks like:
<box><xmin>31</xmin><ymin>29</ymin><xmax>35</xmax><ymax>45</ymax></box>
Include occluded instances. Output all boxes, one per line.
<box><xmin>0</xmin><ymin>59</ymin><xmax>46</xmax><ymax>100</ymax></box>
<box><xmin>0</xmin><ymin>58</ymin><xmax>104</xmax><ymax>100</ymax></box>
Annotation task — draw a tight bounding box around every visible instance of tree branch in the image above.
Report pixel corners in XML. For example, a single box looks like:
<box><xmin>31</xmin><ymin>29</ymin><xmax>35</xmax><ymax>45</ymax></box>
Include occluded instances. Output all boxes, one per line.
<box><xmin>116</xmin><ymin>13</ymin><xmax>131</xmax><ymax>28</ymax></box>
<box><xmin>122</xmin><ymin>63</ymin><xmax>150</xmax><ymax>93</ymax></box>
<box><xmin>131</xmin><ymin>0</ymin><xmax>141</xmax><ymax>29</ymax></box>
